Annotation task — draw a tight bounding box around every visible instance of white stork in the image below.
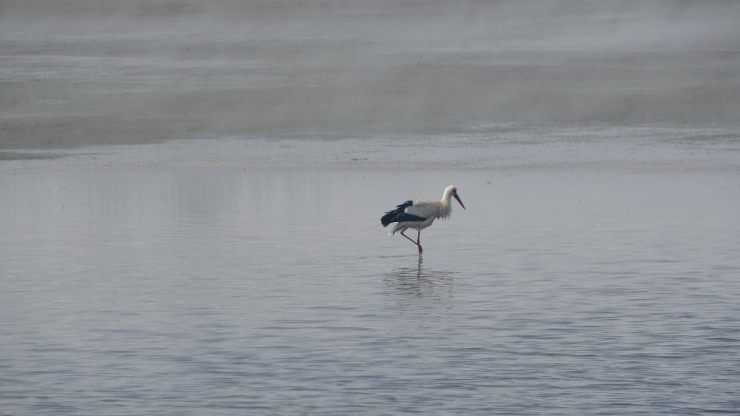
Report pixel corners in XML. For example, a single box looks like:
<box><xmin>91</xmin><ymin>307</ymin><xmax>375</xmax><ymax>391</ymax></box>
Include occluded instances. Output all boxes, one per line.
<box><xmin>380</xmin><ymin>185</ymin><xmax>466</xmax><ymax>254</ymax></box>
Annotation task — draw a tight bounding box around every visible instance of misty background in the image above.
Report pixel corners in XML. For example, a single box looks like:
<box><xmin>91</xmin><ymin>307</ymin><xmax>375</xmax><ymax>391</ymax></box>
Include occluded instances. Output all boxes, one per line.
<box><xmin>1</xmin><ymin>0</ymin><xmax>739</xmax><ymax>149</ymax></box>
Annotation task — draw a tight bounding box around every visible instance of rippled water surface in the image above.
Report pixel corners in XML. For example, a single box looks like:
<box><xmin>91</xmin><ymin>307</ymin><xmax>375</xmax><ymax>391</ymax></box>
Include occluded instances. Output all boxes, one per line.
<box><xmin>3</xmin><ymin>1</ymin><xmax>740</xmax><ymax>413</ymax></box>
<box><xmin>2</xmin><ymin>133</ymin><xmax>740</xmax><ymax>414</ymax></box>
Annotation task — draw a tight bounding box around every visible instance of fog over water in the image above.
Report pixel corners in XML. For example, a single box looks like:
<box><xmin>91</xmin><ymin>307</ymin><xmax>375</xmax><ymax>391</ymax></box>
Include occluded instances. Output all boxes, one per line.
<box><xmin>2</xmin><ymin>0</ymin><xmax>740</xmax><ymax>149</ymax></box>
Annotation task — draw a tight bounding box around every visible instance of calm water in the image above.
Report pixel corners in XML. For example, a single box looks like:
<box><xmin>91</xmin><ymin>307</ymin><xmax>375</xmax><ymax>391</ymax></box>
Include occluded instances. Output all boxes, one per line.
<box><xmin>2</xmin><ymin>134</ymin><xmax>740</xmax><ymax>414</ymax></box>
<box><xmin>3</xmin><ymin>2</ymin><xmax>740</xmax><ymax>413</ymax></box>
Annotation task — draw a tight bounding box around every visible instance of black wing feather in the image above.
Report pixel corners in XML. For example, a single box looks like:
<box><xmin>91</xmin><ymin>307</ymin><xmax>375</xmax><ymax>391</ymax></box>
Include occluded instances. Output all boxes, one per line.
<box><xmin>380</xmin><ymin>200</ymin><xmax>426</xmax><ymax>227</ymax></box>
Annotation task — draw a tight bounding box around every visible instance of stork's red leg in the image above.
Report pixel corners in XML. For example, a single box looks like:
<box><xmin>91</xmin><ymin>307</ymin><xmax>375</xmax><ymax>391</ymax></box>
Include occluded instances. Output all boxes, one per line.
<box><xmin>401</xmin><ymin>230</ymin><xmax>423</xmax><ymax>255</ymax></box>
<box><xmin>400</xmin><ymin>230</ymin><xmax>418</xmax><ymax>246</ymax></box>
<box><xmin>417</xmin><ymin>230</ymin><xmax>423</xmax><ymax>254</ymax></box>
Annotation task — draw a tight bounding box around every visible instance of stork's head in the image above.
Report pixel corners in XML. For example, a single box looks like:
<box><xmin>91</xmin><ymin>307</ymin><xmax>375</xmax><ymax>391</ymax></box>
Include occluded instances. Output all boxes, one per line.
<box><xmin>445</xmin><ymin>185</ymin><xmax>466</xmax><ymax>210</ymax></box>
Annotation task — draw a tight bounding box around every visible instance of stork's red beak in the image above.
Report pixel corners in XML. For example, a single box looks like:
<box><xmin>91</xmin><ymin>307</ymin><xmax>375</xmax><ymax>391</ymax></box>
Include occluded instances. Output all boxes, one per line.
<box><xmin>454</xmin><ymin>193</ymin><xmax>466</xmax><ymax>210</ymax></box>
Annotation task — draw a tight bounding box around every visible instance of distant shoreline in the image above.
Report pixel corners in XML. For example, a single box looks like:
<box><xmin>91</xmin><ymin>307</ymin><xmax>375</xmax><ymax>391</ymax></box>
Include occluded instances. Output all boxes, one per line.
<box><xmin>2</xmin><ymin>126</ymin><xmax>739</xmax><ymax>174</ymax></box>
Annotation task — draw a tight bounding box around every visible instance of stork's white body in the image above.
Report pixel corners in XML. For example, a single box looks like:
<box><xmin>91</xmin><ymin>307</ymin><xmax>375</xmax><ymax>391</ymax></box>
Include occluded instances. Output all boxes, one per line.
<box><xmin>390</xmin><ymin>193</ymin><xmax>455</xmax><ymax>235</ymax></box>
<box><xmin>380</xmin><ymin>185</ymin><xmax>465</xmax><ymax>254</ymax></box>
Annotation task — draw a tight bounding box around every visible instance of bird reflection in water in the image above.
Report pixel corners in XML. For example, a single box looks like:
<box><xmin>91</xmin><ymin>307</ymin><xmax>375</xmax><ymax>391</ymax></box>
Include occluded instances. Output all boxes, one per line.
<box><xmin>384</xmin><ymin>256</ymin><xmax>455</xmax><ymax>298</ymax></box>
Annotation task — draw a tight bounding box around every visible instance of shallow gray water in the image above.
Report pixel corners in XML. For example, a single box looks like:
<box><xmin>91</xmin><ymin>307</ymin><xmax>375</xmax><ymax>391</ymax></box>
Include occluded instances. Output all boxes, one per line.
<box><xmin>2</xmin><ymin>1</ymin><xmax>740</xmax><ymax>412</ymax></box>
<box><xmin>2</xmin><ymin>132</ymin><xmax>740</xmax><ymax>414</ymax></box>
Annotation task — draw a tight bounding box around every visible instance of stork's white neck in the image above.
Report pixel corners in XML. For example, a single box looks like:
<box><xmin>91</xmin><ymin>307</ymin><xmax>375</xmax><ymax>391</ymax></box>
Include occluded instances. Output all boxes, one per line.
<box><xmin>441</xmin><ymin>186</ymin><xmax>456</xmax><ymax>203</ymax></box>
